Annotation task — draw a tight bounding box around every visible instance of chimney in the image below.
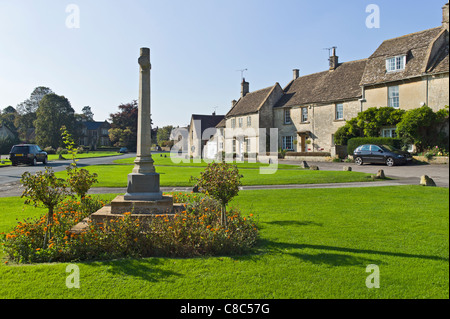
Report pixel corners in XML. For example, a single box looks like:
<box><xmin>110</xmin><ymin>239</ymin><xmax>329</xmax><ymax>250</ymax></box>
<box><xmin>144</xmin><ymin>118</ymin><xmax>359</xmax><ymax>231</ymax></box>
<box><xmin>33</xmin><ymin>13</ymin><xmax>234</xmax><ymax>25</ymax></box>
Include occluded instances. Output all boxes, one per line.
<box><xmin>231</xmin><ymin>100</ymin><xmax>237</xmax><ymax>107</ymax></box>
<box><xmin>443</xmin><ymin>3</ymin><xmax>449</xmax><ymax>31</ymax></box>
<box><xmin>241</xmin><ymin>78</ymin><xmax>249</xmax><ymax>97</ymax></box>
<box><xmin>293</xmin><ymin>69</ymin><xmax>300</xmax><ymax>80</ymax></box>
<box><xmin>329</xmin><ymin>47</ymin><xmax>339</xmax><ymax>70</ymax></box>
<box><xmin>212</xmin><ymin>111</ymin><xmax>216</xmax><ymax>116</ymax></box>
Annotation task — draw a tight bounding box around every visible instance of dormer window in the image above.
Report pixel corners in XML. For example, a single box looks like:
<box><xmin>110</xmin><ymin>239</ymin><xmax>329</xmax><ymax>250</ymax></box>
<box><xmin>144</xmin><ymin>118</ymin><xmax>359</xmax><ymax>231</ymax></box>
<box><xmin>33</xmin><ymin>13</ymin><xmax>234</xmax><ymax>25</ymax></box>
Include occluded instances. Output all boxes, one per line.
<box><xmin>386</xmin><ymin>55</ymin><xmax>406</xmax><ymax>72</ymax></box>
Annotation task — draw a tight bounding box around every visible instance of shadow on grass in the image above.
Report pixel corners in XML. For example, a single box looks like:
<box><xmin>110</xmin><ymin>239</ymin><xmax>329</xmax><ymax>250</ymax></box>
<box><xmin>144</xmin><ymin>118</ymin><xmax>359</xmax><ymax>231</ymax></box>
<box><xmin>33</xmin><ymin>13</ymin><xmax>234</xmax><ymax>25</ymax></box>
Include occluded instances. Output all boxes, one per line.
<box><xmin>264</xmin><ymin>220</ymin><xmax>323</xmax><ymax>227</ymax></box>
<box><xmin>234</xmin><ymin>239</ymin><xmax>448</xmax><ymax>267</ymax></box>
<box><xmin>91</xmin><ymin>258</ymin><xmax>183</xmax><ymax>282</ymax></box>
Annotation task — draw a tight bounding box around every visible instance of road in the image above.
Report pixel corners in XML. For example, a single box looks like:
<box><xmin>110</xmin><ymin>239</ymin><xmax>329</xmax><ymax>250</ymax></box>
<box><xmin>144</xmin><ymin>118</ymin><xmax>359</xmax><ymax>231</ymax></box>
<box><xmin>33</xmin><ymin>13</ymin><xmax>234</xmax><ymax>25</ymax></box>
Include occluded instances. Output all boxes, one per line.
<box><xmin>0</xmin><ymin>154</ymin><xmax>448</xmax><ymax>198</ymax></box>
<box><xmin>0</xmin><ymin>152</ymin><xmax>136</xmax><ymax>197</ymax></box>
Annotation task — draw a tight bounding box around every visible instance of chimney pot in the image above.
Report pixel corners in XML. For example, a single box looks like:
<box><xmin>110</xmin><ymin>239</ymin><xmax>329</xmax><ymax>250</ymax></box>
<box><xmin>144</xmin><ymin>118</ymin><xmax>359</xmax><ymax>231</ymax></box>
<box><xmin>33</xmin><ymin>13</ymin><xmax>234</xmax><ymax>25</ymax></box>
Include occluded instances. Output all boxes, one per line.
<box><xmin>293</xmin><ymin>69</ymin><xmax>300</xmax><ymax>80</ymax></box>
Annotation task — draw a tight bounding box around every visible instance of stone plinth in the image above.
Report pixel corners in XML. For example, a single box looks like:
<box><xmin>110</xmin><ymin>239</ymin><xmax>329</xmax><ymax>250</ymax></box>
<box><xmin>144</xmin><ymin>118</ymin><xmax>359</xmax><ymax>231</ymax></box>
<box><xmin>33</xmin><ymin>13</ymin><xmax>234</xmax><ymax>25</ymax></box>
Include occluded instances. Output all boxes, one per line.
<box><xmin>110</xmin><ymin>195</ymin><xmax>173</xmax><ymax>214</ymax></box>
<box><xmin>124</xmin><ymin>173</ymin><xmax>163</xmax><ymax>201</ymax></box>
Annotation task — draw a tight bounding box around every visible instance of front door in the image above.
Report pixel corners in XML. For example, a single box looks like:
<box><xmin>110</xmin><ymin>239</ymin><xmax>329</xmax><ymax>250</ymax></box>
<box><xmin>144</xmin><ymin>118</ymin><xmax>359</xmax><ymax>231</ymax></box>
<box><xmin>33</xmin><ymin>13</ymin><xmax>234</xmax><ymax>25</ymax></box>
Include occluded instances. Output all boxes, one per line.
<box><xmin>299</xmin><ymin>134</ymin><xmax>306</xmax><ymax>152</ymax></box>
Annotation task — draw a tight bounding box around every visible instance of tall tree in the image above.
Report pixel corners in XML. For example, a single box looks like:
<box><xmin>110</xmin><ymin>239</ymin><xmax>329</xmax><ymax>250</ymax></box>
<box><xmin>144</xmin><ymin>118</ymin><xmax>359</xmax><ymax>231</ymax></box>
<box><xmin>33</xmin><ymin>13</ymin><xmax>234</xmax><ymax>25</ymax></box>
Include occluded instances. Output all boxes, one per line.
<box><xmin>35</xmin><ymin>94</ymin><xmax>76</xmax><ymax>148</ymax></box>
<box><xmin>15</xmin><ymin>87</ymin><xmax>54</xmax><ymax>142</ymax></box>
<box><xmin>81</xmin><ymin>106</ymin><xmax>94</xmax><ymax>121</ymax></box>
<box><xmin>108</xmin><ymin>100</ymin><xmax>138</xmax><ymax>150</ymax></box>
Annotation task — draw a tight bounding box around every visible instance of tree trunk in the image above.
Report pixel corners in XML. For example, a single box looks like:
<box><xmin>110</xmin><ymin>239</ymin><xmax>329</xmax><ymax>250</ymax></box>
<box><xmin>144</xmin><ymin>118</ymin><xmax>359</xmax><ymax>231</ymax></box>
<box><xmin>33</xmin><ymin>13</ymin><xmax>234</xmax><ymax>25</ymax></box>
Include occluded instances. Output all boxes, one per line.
<box><xmin>221</xmin><ymin>205</ymin><xmax>227</xmax><ymax>227</ymax></box>
<box><xmin>43</xmin><ymin>206</ymin><xmax>54</xmax><ymax>249</ymax></box>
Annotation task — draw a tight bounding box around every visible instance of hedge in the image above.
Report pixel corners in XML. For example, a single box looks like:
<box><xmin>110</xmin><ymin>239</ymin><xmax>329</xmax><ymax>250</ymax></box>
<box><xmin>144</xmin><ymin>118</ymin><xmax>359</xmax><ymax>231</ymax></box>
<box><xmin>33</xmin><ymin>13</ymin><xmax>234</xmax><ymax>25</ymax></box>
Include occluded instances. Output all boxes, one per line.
<box><xmin>347</xmin><ymin>137</ymin><xmax>403</xmax><ymax>155</ymax></box>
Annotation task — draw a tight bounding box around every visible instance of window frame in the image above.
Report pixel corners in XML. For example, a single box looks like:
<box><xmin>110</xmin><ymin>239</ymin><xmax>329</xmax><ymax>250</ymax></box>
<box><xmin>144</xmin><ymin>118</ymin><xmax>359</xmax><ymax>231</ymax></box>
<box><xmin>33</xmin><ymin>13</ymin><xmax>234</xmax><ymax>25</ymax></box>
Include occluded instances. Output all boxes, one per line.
<box><xmin>301</xmin><ymin>107</ymin><xmax>308</xmax><ymax>123</ymax></box>
<box><xmin>335</xmin><ymin>103</ymin><xmax>344</xmax><ymax>120</ymax></box>
<box><xmin>386</xmin><ymin>55</ymin><xmax>406</xmax><ymax>72</ymax></box>
<box><xmin>388</xmin><ymin>86</ymin><xmax>400</xmax><ymax>108</ymax></box>
<box><xmin>282</xmin><ymin>136</ymin><xmax>294</xmax><ymax>151</ymax></box>
<box><xmin>284</xmin><ymin>108</ymin><xmax>292</xmax><ymax>124</ymax></box>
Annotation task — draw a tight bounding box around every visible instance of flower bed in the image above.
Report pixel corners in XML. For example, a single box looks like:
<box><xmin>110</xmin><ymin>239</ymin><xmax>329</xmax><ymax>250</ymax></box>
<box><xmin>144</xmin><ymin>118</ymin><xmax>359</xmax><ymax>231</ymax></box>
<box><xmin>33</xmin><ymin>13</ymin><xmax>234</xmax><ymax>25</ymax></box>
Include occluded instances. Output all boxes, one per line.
<box><xmin>1</xmin><ymin>193</ymin><xmax>258</xmax><ymax>263</ymax></box>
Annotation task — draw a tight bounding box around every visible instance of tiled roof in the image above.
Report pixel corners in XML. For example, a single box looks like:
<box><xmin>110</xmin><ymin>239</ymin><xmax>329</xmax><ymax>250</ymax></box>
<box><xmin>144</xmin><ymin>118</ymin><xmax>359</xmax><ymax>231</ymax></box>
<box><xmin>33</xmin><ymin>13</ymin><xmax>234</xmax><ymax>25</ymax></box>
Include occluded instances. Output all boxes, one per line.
<box><xmin>226</xmin><ymin>84</ymin><xmax>278</xmax><ymax>117</ymax></box>
<box><xmin>276</xmin><ymin>59</ymin><xmax>367</xmax><ymax>107</ymax></box>
<box><xmin>360</xmin><ymin>27</ymin><xmax>449</xmax><ymax>86</ymax></box>
<box><xmin>191</xmin><ymin>114</ymin><xmax>225</xmax><ymax>134</ymax></box>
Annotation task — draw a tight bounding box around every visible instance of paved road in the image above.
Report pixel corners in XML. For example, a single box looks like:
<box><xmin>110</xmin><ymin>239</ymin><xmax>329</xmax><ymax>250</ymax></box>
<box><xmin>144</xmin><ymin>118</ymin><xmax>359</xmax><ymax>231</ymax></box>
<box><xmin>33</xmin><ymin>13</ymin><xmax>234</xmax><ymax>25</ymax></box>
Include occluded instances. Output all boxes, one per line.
<box><xmin>0</xmin><ymin>152</ymin><xmax>136</xmax><ymax>197</ymax></box>
<box><xmin>0</xmin><ymin>155</ymin><xmax>448</xmax><ymax>198</ymax></box>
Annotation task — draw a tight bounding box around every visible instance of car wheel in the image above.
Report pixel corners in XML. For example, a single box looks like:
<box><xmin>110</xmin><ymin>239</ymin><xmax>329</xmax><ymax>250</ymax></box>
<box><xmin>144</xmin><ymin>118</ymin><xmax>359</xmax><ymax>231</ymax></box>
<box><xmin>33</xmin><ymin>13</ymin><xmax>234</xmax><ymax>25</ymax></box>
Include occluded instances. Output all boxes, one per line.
<box><xmin>386</xmin><ymin>157</ymin><xmax>395</xmax><ymax>167</ymax></box>
<box><xmin>354</xmin><ymin>157</ymin><xmax>363</xmax><ymax>166</ymax></box>
<box><xmin>43</xmin><ymin>156</ymin><xmax>48</xmax><ymax>165</ymax></box>
<box><xmin>31</xmin><ymin>157</ymin><xmax>37</xmax><ymax>166</ymax></box>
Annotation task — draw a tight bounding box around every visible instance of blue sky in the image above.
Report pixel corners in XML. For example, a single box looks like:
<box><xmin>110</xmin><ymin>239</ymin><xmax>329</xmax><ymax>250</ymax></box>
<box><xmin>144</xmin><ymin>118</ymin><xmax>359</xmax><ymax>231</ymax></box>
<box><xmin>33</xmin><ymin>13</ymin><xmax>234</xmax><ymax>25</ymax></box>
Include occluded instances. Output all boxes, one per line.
<box><xmin>0</xmin><ymin>0</ymin><xmax>446</xmax><ymax>127</ymax></box>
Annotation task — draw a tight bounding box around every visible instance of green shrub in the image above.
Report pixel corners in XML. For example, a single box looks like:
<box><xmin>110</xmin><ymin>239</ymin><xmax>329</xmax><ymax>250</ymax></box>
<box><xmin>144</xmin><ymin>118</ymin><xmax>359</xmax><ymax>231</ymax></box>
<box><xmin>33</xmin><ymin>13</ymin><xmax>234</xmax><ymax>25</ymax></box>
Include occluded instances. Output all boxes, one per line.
<box><xmin>347</xmin><ymin>137</ymin><xmax>403</xmax><ymax>155</ymax></box>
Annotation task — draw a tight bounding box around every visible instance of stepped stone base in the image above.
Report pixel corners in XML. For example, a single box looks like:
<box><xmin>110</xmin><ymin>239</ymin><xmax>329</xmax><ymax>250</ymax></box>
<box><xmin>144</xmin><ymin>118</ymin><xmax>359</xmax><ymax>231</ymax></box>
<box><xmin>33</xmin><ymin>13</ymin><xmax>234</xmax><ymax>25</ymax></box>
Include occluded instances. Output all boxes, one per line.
<box><xmin>69</xmin><ymin>195</ymin><xmax>185</xmax><ymax>234</ymax></box>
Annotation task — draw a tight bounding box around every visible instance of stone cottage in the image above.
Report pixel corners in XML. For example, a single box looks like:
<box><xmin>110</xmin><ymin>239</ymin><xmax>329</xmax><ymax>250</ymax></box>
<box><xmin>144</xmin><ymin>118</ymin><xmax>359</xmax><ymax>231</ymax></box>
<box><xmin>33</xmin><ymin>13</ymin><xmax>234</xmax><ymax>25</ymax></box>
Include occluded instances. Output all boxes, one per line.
<box><xmin>188</xmin><ymin>113</ymin><xmax>225</xmax><ymax>158</ymax></box>
<box><xmin>222</xmin><ymin>79</ymin><xmax>284</xmax><ymax>158</ymax></box>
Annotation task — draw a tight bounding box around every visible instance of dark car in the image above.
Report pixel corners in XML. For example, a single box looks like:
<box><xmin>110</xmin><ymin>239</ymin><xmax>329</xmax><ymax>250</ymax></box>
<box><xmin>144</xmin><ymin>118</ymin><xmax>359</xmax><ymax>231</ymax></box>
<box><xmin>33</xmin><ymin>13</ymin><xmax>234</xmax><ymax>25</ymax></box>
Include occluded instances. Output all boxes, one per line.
<box><xmin>9</xmin><ymin>144</ymin><xmax>48</xmax><ymax>166</ymax></box>
<box><xmin>353</xmin><ymin>144</ymin><xmax>412</xmax><ymax>167</ymax></box>
<box><xmin>118</xmin><ymin>147</ymin><xmax>128</xmax><ymax>153</ymax></box>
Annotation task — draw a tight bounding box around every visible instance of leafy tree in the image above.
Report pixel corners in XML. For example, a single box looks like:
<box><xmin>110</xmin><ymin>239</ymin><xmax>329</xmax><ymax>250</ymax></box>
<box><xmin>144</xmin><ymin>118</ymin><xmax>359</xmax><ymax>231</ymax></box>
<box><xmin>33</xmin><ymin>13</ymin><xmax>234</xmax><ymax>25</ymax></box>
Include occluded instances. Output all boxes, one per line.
<box><xmin>192</xmin><ymin>163</ymin><xmax>243</xmax><ymax>226</ymax></box>
<box><xmin>334</xmin><ymin>107</ymin><xmax>405</xmax><ymax>145</ymax></box>
<box><xmin>81</xmin><ymin>106</ymin><xmax>94</xmax><ymax>121</ymax></box>
<box><xmin>108</xmin><ymin>100</ymin><xmax>138</xmax><ymax>150</ymax></box>
<box><xmin>157</xmin><ymin>125</ymin><xmax>174</xmax><ymax>147</ymax></box>
<box><xmin>396</xmin><ymin>105</ymin><xmax>442</xmax><ymax>152</ymax></box>
<box><xmin>61</xmin><ymin>126</ymin><xmax>98</xmax><ymax>201</ymax></box>
<box><xmin>16</xmin><ymin>87</ymin><xmax>53</xmax><ymax>115</ymax></box>
<box><xmin>21</xmin><ymin>168</ymin><xmax>69</xmax><ymax>249</ymax></box>
<box><xmin>35</xmin><ymin>94</ymin><xmax>76</xmax><ymax>148</ymax></box>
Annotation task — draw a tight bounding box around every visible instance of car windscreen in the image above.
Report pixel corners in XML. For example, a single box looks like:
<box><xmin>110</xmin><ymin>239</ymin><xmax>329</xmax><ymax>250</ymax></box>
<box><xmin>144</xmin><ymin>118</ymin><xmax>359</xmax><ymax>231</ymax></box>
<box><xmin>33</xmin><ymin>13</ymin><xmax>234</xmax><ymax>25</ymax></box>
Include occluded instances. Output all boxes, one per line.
<box><xmin>11</xmin><ymin>146</ymin><xmax>29</xmax><ymax>153</ymax></box>
<box><xmin>381</xmin><ymin>145</ymin><xmax>399</xmax><ymax>152</ymax></box>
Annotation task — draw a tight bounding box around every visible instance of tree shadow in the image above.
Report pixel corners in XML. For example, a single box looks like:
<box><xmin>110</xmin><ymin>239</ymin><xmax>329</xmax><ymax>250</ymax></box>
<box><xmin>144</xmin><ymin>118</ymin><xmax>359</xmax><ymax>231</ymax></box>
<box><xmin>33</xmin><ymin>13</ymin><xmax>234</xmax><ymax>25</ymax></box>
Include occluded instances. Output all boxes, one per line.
<box><xmin>233</xmin><ymin>239</ymin><xmax>448</xmax><ymax>267</ymax></box>
<box><xmin>89</xmin><ymin>258</ymin><xmax>183</xmax><ymax>282</ymax></box>
<box><xmin>264</xmin><ymin>220</ymin><xmax>323</xmax><ymax>227</ymax></box>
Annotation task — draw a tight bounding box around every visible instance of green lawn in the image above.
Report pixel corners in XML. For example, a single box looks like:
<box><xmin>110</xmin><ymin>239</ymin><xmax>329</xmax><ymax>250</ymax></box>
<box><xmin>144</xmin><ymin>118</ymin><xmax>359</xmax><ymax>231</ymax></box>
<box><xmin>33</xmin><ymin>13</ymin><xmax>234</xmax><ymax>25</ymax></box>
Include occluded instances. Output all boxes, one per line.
<box><xmin>0</xmin><ymin>186</ymin><xmax>448</xmax><ymax>299</ymax></box>
<box><xmin>54</xmin><ymin>164</ymin><xmax>376</xmax><ymax>188</ymax></box>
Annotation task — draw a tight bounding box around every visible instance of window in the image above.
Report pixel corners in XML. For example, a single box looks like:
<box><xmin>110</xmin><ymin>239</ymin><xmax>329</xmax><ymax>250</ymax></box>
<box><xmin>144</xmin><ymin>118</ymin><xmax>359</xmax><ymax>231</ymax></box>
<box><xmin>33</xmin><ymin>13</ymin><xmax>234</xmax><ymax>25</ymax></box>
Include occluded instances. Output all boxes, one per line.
<box><xmin>238</xmin><ymin>118</ymin><xmax>243</xmax><ymax>128</ymax></box>
<box><xmin>388</xmin><ymin>86</ymin><xmax>400</xmax><ymax>108</ymax></box>
<box><xmin>386</xmin><ymin>55</ymin><xmax>406</xmax><ymax>72</ymax></box>
<box><xmin>382</xmin><ymin>128</ymin><xmax>397</xmax><ymax>138</ymax></box>
<box><xmin>232</xmin><ymin>138</ymin><xmax>236</xmax><ymax>153</ymax></box>
<box><xmin>301</xmin><ymin>107</ymin><xmax>308</xmax><ymax>123</ymax></box>
<box><xmin>244</xmin><ymin>137</ymin><xmax>250</xmax><ymax>153</ymax></box>
<box><xmin>335</xmin><ymin>103</ymin><xmax>344</xmax><ymax>120</ymax></box>
<box><xmin>247</xmin><ymin>116</ymin><xmax>251</xmax><ymax>127</ymax></box>
<box><xmin>284</xmin><ymin>108</ymin><xmax>292</xmax><ymax>124</ymax></box>
<box><xmin>231</xmin><ymin>118</ymin><xmax>236</xmax><ymax>128</ymax></box>
<box><xmin>282</xmin><ymin>136</ymin><xmax>294</xmax><ymax>150</ymax></box>
<box><xmin>371</xmin><ymin>145</ymin><xmax>382</xmax><ymax>152</ymax></box>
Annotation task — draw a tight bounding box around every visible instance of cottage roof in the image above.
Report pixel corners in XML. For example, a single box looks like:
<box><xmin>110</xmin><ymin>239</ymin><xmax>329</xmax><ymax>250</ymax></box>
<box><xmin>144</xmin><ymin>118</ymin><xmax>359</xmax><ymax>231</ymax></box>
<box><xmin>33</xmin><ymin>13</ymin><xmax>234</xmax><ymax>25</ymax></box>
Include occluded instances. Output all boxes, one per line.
<box><xmin>226</xmin><ymin>84</ymin><xmax>279</xmax><ymax>117</ymax></box>
<box><xmin>191</xmin><ymin>114</ymin><xmax>225</xmax><ymax>135</ymax></box>
<box><xmin>83</xmin><ymin>121</ymin><xmax>110</xmax><ymax>130</ymax></box>
<box><xmin>276</xmin><ymin>59</ymin><xmax>367</xmax><ymax>108</ymax></box>
<box><xmin>360</xmin><ymin>27</ymin><xmax>449</xmax><ymax>86</ymax></box>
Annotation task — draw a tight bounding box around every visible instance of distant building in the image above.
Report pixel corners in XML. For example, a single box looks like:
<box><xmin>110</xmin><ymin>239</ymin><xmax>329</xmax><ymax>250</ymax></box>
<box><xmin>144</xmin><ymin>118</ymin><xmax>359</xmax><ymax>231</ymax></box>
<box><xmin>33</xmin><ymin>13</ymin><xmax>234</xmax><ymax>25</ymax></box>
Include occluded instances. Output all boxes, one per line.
<box><xmin>79</xmin><ymin>121</ymin><xmax>111</xmax><ymax>149</ymax></box>
<box><xmin>188</xmin><ymin>113</ymin><xmax>225</xmax><ymax>158</ymax></box>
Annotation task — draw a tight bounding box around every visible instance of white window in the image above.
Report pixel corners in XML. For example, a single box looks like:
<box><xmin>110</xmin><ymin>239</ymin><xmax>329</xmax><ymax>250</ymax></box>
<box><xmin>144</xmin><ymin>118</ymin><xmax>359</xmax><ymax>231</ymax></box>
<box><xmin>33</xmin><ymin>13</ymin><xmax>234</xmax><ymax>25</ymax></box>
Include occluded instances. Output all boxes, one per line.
<box><xmin>386</xmin><ymin>55</ymin><xmax>406</xmax><ymax>72</ymax></box>
<box><xmin>282</xmin><ymin>136</ymin><xmax>294</xmax><ymax>150</ymax></box>
<box><xmin>247</xmin><ymin>116</ymin><xmax>251</xmax><ymax>127</ymax></box>
<box><xmin>232</xmin><ymin>138</ymin><xmax>236</xmax><ymax>153</ymax></box>
<box><xmin>238</xmin><ymin>118</ymin><xmax>243</xmax><ymax>128</ymax></box>
<box><xmin>335</xmin><ymin>103</ymin><xmax>344</xmax><ymax>120</ymax></box>
<box><xmin>301</xmin><ymin>107</ymin><xmax>308</xmax><ymax>122</ymax></box>
<box><xmin>231</xmin><ymin>118</ymin><xmax>236</xmax><ymax>128</ymax></box>
<box><xmin>382</xmin><ymin>128</ymin><xmax>397</xmax><ymax>138</ymax></box>
<box><xmin>388</xmin><ymin>86</ymin><xmax>400</xmax><ymax>108</ymax></box>
<box><xmin>284</xmin><ymin>108</ymin><xmax>292</xmax><ymax>124</ymax></box>
<box><xmin>244</xmin><ymin>137</ymin><xmax>250</xmax><ymax>153</ymax></box>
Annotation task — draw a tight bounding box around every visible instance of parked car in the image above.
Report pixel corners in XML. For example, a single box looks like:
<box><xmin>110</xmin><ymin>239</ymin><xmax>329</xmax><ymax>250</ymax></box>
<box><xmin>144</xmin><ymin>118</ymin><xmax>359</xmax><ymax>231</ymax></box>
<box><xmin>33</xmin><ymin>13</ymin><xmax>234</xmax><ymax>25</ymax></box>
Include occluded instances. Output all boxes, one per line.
<box><xmin>353</xmin><ymin>144</ymin><xmax>412</xmax><ymax>167</ymax></box>
<box><xmin>9</xmin><ymin>144</ymin><xmax>48</xmax><ymax>166</ymax></box>
<box><xmin>118</xmin><ymin>147</ymin><xmax>128</xmax><ymax>153</ymax></box>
